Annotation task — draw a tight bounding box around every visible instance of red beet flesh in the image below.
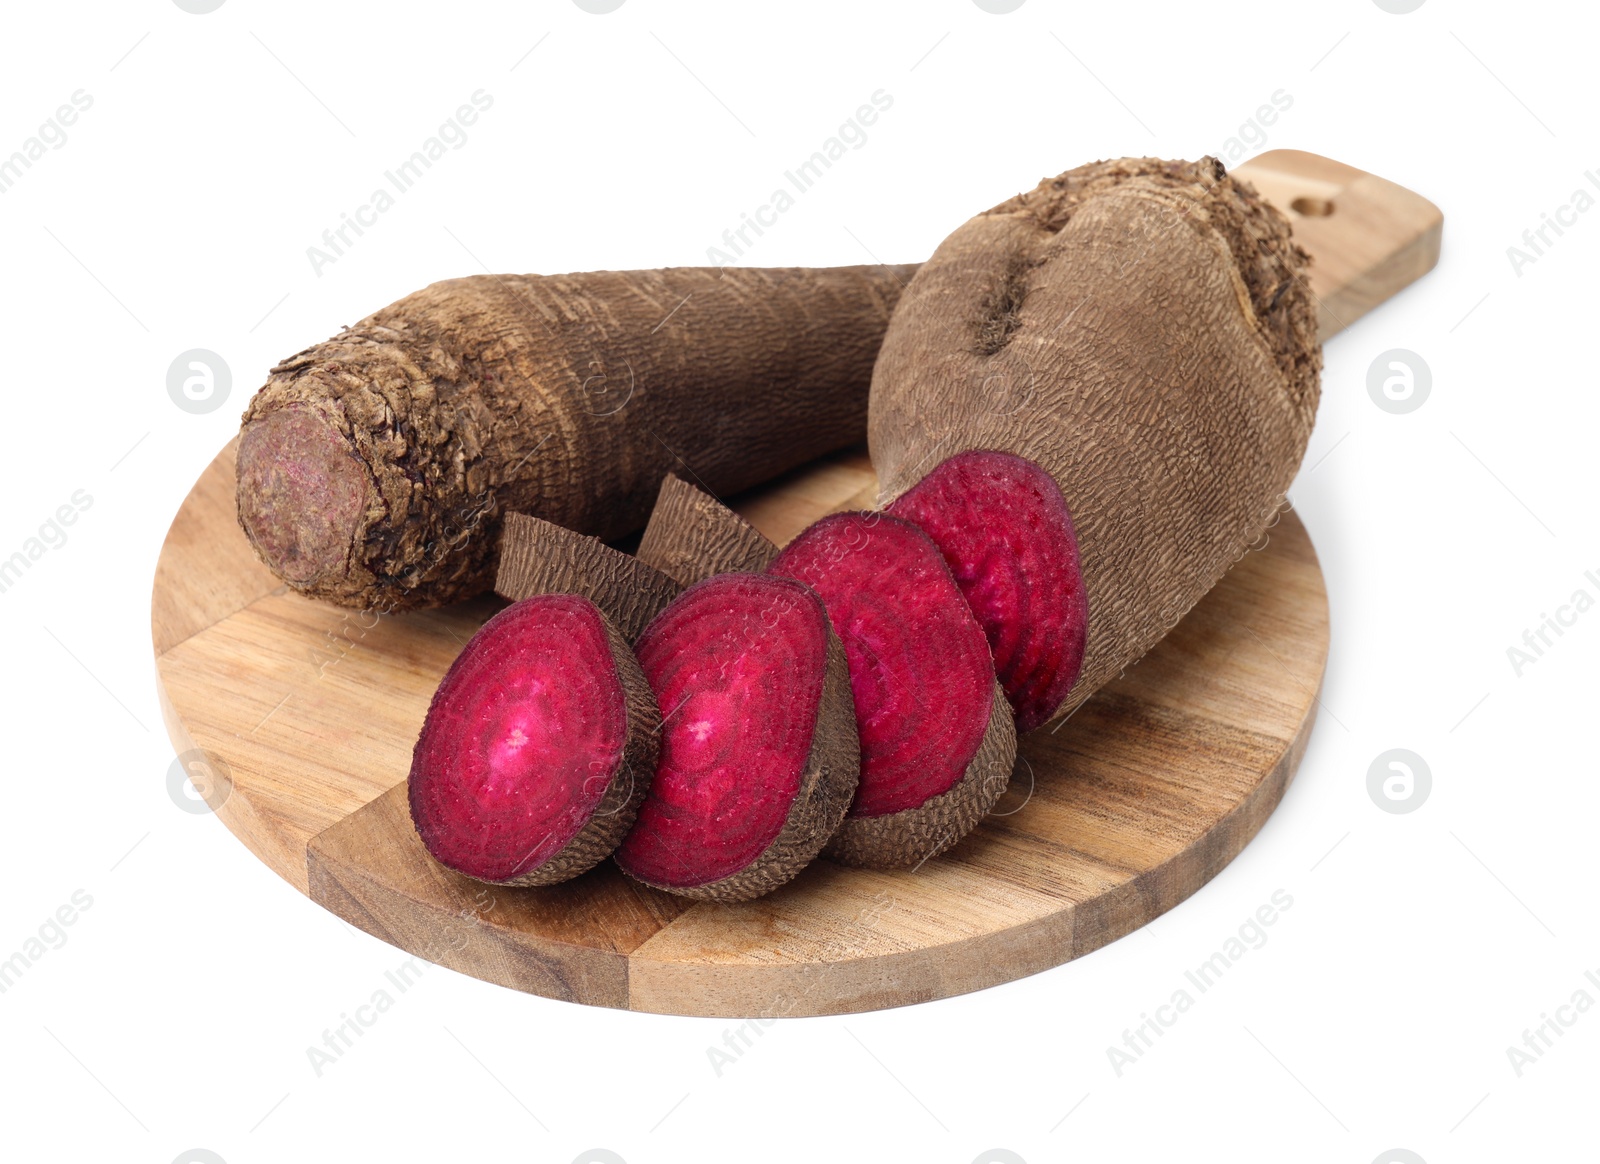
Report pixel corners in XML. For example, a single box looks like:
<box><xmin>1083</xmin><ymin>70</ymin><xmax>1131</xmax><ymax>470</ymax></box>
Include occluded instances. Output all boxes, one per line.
<box><xmin>888</xmin><ymin>450</ymin><xmax>1086</xmax><ymax>733</ymax></box>
<box><xmin>770</xmin><ymin>513</ymin><xmax>994</xmax><ymax>817</ymax></box>
<box><xmin>616</xmin><ymin>574</ymin><xmax>830</xmax><ymax>888</ymax></box>
<box><xmin>409</xmin><ymin>595</ymin><xmax>630</xmax><ymax>883</ymax></box>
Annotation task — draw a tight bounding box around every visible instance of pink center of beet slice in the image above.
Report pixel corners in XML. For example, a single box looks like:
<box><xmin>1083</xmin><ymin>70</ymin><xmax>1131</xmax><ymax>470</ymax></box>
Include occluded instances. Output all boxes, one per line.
<box><xmin>409</xmin><ymin>595</ymin><xmax>628</xmax><ymax>882</ymax></box>
<box><xmin>770</xmin><ymin>513</ymin><xmax>994</xmax><ymax>817</ymax></box>
<box><xmin>888</xmin><ymin>450</ymin><xmax>1086</xmax><ymax>733</ymax></box>
<box><xmin>617</xmin><ymin>574</ymin><xmax>829</xmax><ymax>889</ymax></box>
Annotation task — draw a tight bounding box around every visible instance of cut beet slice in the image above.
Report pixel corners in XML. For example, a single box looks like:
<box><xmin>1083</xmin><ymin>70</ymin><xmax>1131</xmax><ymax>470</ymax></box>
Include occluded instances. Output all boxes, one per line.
<box><xmin>408</xmin><ymin>594</ymin><xmax>658</xmax><ymax>885</ymax></box>
<box><xmin>615</xmin><ymin>573</ymin><xmax>858</xmax><ymax>901</ymax></box>
<box><xmin>887</xmin><ymin>450</ymin><xmax>1087</xmax><ymax>733</ymax></box>
<box><xmin>635</xmin><ymin>473</ymin><xmax>778</xmax><ymax>587</ymax></box>
<box><xmin>769</xmin><ymin>512</ymin><xmax>1016</xmax><ymax>868</ymax></box>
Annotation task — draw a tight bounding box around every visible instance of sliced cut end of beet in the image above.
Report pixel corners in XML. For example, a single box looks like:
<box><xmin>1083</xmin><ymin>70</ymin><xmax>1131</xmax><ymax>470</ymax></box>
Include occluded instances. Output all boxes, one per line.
<box><xmin>770</xmin><ymin>512</ymin><xmax>999</xmax><ymax>818</ymax></box>
<box><xmin>823</xmin><ymin>675</ymin><xmax>1015</xmax><ymax>869</ymax></box>
<box><xmin>237</xmin><ymin>405</ymin><xmax>367</xmax><ymax>588</ymax></box>
<box><xmin>409</xmin><ymin>594</ymin><xmax>657</xmax><ymax>886</ymax></box>
<box><xmin>887</xmin><ymin>449</ymin><xmax>1087</xmax><ymax>733</ymax></box>
<box><xmin>615</xmin><ymin>573</ymin><xmax>857</xmax><ymax>900</ymax></box>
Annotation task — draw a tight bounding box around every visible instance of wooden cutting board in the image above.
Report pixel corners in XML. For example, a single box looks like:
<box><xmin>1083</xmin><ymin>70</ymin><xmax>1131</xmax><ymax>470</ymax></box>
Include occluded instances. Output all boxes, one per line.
<box><xmin>152</xmin><ymin>151</ymin><xmax>1440</xmax><ymax>1017</ymax></box>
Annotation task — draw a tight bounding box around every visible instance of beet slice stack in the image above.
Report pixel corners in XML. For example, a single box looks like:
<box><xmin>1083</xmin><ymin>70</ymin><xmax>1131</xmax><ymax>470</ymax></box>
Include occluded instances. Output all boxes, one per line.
<box><xmin>485</xmin><ymin>513</ymin><xmax>860</xmax><ymax>901</ymax></box>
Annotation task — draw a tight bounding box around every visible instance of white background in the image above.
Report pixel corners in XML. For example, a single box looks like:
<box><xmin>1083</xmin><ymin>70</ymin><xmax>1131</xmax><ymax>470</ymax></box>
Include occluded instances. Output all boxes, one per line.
<box><xmin>1</xmin><ymin>1</ymin><xmax>1594</xmax><ymax>1161</ymax></box>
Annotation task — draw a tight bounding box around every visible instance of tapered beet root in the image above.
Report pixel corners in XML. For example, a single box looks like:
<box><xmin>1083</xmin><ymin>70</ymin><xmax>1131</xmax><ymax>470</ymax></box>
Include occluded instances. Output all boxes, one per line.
<box><xmin>869</xmin><ymin>157</ymin><xmax>1321</xmax><ymax>730</ymax></box>
<box><xmin>635</xmin><ymin>474</ymin><xmax>778</xmax><ymax>586</ymax></box>
<box><xmin>408</xmin><ymin>595</ymin><xmax>658</xmax><ymax>886</ymax></box>
<box><xmin>887</xmin><ymin>450</ymin><xmax>1086</xmax><ymax>733</ymax></box>
<box><xmin>770</xmin><ymin>512</ymin><xmax>1016</xmax><ymax>868</ymax></box>
<box><xmin>237</xmin><ymin>264</ymin><xmax>915</xmax><ymax>612</ymax></box>
<box><xmin>615</xmin><ymin>574</ymin><xmax>859</xmax><ymax>900</ymax></box>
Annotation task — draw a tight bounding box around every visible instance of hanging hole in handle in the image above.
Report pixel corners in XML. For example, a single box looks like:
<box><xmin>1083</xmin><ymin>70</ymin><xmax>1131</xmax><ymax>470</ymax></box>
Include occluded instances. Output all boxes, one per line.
<box><xmin>1290</xmin><ymin>196</ymin><xmax>1335</xmax><ymax>217</ymax></box>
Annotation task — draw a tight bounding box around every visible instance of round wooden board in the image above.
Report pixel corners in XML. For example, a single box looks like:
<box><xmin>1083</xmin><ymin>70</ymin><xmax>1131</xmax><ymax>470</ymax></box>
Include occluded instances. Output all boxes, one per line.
<box><xmin>153</xmin><ymin>440</ymin><xmax>1328</xmax><ymax>1017</ymax></box>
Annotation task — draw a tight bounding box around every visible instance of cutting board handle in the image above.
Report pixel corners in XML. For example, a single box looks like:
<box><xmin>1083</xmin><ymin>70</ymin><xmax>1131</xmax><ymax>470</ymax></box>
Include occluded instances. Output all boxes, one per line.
<box><xmin>1233</xmin><ymin>149</ymin><xmax>1443</xmax><ymax>341</ymax></box>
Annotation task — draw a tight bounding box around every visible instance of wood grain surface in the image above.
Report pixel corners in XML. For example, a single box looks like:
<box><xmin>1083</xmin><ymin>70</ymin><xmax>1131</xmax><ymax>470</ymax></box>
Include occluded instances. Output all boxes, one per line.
<box><xmin>151</xmin><ymin>150</ymin><xmax>1438</xmax><ymax>1016</ymax></box>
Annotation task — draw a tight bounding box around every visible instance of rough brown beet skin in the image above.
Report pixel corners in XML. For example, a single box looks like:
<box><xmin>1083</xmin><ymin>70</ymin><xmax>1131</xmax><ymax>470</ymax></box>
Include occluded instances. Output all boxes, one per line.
<box><xmin>868</xmin><ymin>157</ymin><xmax>1322</xmax><ymax>729</ymax></box>
<box><xmin>495</xmin><ymin>511</ymin><xmax>680</xmax><ymax>643</ymax></box>
<box><xmin>635</xmin><ymin>473</ymin><xmax>778</xmax><ymax>587</ymax></box>
<box><xmin>238</xmin><ymin>264</ymin><xmax>915</xmax><ymax>612</ymax></box>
